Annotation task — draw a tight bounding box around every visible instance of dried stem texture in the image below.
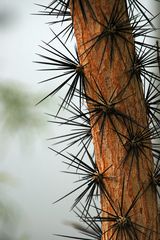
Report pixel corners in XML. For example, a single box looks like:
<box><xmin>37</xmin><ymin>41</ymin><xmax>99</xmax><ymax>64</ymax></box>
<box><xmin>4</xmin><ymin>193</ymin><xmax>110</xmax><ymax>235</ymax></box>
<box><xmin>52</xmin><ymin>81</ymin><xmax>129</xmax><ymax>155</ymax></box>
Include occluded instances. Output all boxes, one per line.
<box><xmin>70</xmin><ymin>0</ymin><xmax>158</xmax><ymax>239</ymax></box>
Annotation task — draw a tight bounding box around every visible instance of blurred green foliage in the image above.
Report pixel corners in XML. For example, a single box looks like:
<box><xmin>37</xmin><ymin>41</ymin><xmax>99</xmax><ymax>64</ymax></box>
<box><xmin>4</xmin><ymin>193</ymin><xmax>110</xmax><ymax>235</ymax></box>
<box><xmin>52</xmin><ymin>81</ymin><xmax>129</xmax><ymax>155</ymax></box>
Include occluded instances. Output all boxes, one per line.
<box><xmin>0</xmin><ymin>81</ymin><xmax>54</xmax><ymax>142</ymax></box>
<box><xmin>0</xmin><ymin>81</ymin><xmax>54</xmax><ymax>240</ymax></box>
<box><xmin>0</xmin><ymin>170</ymin><xmax>19</xmax><ymax>240</ymax></box>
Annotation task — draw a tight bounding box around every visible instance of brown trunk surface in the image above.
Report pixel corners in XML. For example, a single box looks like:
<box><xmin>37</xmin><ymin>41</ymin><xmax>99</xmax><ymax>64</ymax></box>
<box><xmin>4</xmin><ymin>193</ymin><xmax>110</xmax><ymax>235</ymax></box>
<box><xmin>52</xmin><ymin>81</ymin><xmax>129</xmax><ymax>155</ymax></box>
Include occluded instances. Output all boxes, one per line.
<box><xmin>70</xmin><ymin>0</ymin><xmax>158</xmax><ymax>239</ymax></box>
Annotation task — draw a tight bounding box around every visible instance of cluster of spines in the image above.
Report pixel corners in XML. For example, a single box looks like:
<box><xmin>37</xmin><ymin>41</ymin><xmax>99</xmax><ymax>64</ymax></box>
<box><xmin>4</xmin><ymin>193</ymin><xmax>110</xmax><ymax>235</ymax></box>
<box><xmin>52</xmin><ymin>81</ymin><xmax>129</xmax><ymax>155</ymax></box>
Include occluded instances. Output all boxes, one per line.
<box><xmin>36</xmin><ymin>1</ymin><xmax>160</xmax><ymax>239</ymax></box>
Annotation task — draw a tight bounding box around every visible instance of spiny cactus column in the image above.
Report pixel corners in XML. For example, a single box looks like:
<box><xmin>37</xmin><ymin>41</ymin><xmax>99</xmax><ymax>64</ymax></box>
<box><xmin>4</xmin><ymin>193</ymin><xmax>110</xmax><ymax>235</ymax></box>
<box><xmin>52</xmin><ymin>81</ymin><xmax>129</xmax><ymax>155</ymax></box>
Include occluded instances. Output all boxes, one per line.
<box><xmin>70</xmin><ymin>0</ymin><xmax>158</xmax><ymax>239</ymax></box>
<box><xmin>36</xmin><ymin>0</ymin><xmax>160</xmax><ymax>239</ymax></box>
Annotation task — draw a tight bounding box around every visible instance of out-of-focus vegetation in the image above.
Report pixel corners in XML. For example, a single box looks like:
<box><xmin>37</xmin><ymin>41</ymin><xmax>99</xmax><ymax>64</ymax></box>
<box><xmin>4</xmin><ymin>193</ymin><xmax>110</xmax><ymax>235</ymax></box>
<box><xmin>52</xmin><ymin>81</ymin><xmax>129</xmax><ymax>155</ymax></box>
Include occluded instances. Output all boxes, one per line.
<box><xmin>0</xmin><ymin>81</ymin><xmax>54</xmax><ymax>240</ymax></box>
<box><xmin>0</xmin><ymin>170</ymin><xmax>28</xmax><ymax>240</ymax></box>
<box><xmin>0</xmin><ymin>3</ymin><xmax>57</xmax><ymax>240</ymax></box>
<box><xmin>0</xmin><ymin>82</ymin><xmax>42</xmax><ymax>132</ymax></box>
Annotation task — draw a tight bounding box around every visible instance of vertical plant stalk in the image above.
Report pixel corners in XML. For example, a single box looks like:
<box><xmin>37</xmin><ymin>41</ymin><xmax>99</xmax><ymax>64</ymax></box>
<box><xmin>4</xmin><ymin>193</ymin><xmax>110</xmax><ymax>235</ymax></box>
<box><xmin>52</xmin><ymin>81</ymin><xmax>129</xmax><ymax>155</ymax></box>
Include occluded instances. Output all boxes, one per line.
<box><xmin>70</xmin><ymin>0</ymin><xmax>158</xmax><ymax>239</ymax></box>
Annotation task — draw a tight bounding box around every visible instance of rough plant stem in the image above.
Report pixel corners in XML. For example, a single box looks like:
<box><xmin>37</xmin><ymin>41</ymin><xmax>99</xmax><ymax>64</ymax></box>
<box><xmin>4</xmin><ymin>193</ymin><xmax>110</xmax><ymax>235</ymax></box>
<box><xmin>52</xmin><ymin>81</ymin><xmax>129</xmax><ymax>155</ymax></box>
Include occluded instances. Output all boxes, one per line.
<box><xmin>70</xmin><ymin>0</ymin><xmax>158</xmax><ymax>239</ymax></box>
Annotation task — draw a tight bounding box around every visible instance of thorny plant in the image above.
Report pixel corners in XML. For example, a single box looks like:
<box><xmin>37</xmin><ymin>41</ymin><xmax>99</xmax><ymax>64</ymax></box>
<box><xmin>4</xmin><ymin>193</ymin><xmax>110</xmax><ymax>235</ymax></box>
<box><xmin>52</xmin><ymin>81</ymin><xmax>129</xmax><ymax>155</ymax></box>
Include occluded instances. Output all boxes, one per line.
<box><xmin>91</xmin><ymin>178</ymin><xmax>158</xmax><ymax>240</ymax></box>
<box><xmin>50</xmin><ymin>145</ymin><xmax>113</xmax><ymax>215</ymax></box>
<box><xmin>35</xmin><ymin>0</ymin><xmax>160</xmax><ymax>240</ymax></box>
<box><xmin>47</xmin><ymin>100</ymin><xmax>92</xmax><ymax>159</ymax></box>
<box><xmin>116</xmin><ymin>117</ymin><xmax>160</xmax><ymax>180</ymax></box>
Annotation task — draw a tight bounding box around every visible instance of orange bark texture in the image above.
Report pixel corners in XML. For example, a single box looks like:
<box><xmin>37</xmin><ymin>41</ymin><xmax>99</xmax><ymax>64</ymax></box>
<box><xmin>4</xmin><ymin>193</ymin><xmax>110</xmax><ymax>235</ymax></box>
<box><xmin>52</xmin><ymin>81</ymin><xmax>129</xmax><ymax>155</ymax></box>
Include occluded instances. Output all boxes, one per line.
<box><xmin>70</xmin><ymin>0</ymin><xmax>158</xmax><ymax>239</ymax></box>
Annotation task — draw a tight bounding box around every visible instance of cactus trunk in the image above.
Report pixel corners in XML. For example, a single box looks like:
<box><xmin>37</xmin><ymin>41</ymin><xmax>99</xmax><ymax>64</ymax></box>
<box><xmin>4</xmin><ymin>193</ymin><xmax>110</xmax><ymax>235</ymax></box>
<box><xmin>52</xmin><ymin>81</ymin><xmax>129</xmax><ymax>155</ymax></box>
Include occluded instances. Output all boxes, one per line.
<box><xmin>36</xmin><ymin>0</ymin><xmax>160</xmax><ymax>239</ymax></box>
<box><xmin>70</xmin><ymin>0</ymin><xmax>158</xmax><ymax>239</ymax></box>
